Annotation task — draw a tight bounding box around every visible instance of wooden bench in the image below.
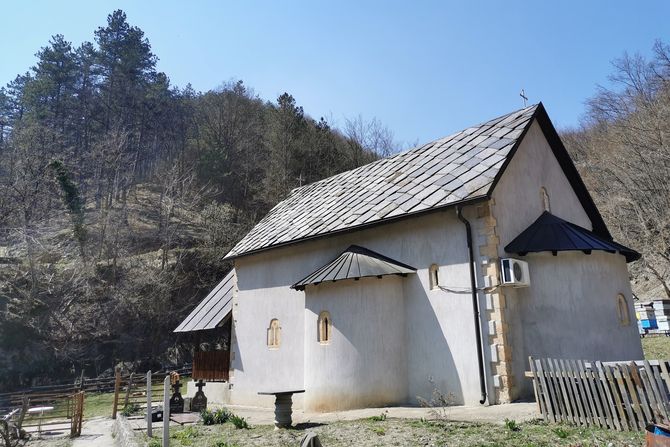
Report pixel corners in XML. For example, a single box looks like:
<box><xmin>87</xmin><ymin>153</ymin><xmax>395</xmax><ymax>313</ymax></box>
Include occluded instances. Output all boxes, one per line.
<box><xmin>258</xmin><ymin>390</ymin><xmax>305</xmax><ymax>428</ymax></box>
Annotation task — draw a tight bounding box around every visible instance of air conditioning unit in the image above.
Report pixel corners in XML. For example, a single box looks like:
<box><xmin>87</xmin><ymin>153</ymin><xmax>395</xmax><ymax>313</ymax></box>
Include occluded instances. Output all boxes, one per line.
<box><xmin>500</xmin><ymin>258</ymin><xmax>530</xmax><ymax>287</ymax></box>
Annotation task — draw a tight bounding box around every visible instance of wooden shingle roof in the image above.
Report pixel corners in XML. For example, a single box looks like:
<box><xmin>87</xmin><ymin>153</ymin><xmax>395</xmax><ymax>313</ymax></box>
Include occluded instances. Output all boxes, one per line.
<box><xmin>225</xmin><ymin>103</ymin><xmax>610</xmax><ymax>259</ymax></box>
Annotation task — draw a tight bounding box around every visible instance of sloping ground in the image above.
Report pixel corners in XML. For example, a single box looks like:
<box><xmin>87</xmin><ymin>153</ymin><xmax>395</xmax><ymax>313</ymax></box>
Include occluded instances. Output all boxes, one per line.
<box><xmin>155</xmin><ymin>417</ymin><xmax>643</xmax><ymax>447</ymax></box>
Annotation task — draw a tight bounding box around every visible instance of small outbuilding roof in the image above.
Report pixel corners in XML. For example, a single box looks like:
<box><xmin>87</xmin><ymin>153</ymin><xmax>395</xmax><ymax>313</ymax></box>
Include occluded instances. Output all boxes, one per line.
<box><xmin>174</xmin><ymin>270</ymin><xmax>235</xmax><ymax>333</ymax></box>
<box><xmin>504</xmin><ymin>211</ymin><xmax>640</xmax><ymax>263</ymax></box>
<box><xmin>291</xmin><ymin>245</ymin><xmax>416</xmax><ymax>291</ymax></box>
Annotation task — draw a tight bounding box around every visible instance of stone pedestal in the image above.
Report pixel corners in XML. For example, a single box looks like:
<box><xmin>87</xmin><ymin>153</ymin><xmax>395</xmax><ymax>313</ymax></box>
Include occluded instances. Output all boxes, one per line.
<box><xmin>274</xmin><ymin>394</ymin><xmax>293</xmax><ymax>429</ymax></box>
<box><xmin>257</xmin><ymin>389</ymin><xmax>305</xmax><ymax>430</ymax></box>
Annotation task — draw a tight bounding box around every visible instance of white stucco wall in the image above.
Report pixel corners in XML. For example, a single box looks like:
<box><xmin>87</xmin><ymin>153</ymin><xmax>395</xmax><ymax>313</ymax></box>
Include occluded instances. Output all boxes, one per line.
<box><xmin>230</xmin><ymin>209</ymin><xmax>484</xmax><ymax>409</ymax></box>
<box><xmin>304</xmin><ymin>277</ymin><xmax>407</xmax><ymax>412</ymax></box>
<box><xmin>492</xmin><ymin>120</ymin><xmax>643</xmax><ymax>399</ymax></box>
<box><xmin>230</xmin><ymin>255</ymin><xmax>307</xmax><ymax>408</ymax></box>
<box><xmin>493</xmin><ymin>121</ymin><xmax>593</xmax><ymax>240</ymax></box>
<box><xmin>510</xmin><ymin>251</ymin><xmax>642</xmax><ymax>397</ymax></box>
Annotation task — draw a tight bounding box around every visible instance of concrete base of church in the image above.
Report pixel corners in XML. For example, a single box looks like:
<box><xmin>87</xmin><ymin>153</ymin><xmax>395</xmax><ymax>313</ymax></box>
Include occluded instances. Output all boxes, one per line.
<box><xmin>185</xmin><ymin>380</ymin><xmax>231</xmax><ymax>406</ymax></box>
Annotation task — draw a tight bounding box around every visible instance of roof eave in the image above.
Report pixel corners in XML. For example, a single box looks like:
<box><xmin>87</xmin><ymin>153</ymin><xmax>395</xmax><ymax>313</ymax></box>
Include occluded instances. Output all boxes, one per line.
<box><xmin>223</xmin><ymin>194</ymin><xmax>491</xmax><ymax>261</ymax></box>
<box><xmin>293</xmin><ymin>271</ymin><xmax>414</xmax><ymax>291</ymax></box>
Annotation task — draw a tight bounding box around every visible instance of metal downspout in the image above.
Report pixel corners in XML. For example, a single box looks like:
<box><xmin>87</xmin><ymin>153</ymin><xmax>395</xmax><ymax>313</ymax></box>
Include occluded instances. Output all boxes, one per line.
<box><xmin>457</xmin><ymin>205</ymin><xmax>488</xmax><ymax>405</ymax></box>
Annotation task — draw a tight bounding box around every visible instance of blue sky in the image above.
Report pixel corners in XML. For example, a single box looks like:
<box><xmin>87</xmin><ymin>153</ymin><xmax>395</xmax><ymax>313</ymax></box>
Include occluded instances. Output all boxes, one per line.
<box><xmin>2</xmin><ymin>1</ymin><xmax>669</xmax><ymax>146</ymax></box>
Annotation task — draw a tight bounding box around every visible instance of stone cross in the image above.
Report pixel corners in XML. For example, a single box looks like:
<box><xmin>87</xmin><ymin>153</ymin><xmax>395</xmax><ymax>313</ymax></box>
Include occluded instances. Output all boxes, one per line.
<box><xmin>169</xmin><ymin>380</ymin><xmax>184</xmax><ymax>414</ymax></box>
<box><xmin>191</xmin><ymin>379</ymin><xmax>208</xmax><ymax>413</ymax></box>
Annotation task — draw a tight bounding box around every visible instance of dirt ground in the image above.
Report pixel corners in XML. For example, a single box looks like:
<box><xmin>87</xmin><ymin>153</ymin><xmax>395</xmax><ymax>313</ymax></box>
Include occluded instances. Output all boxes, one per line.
<box><xmin>152</xmin><ymin>417</ymin><xmax>644</xmax><ymax>447</ymax></box>
<box><xmin>26</xmin><ymin>417</ymin><xmax>113</xmax><ymax>447</ymax></box>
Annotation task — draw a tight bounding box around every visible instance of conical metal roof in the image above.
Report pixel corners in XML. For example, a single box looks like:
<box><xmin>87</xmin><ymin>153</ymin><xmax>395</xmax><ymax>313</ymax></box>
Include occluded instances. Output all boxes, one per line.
<box><xmin>505</xmin><ymin>211</ymin><xmax>640</xmax><ymax>263</ymax></box>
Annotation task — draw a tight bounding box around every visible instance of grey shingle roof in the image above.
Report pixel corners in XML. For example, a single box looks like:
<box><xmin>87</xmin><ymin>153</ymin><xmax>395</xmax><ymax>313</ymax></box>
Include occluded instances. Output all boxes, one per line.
<box><xmin>174</xmin><ymin>270</ymin><xmax>234</xmax><ymax>333</ymax></box>
<box><xmin>292</xmin><ymin>245</ymin><xmax>417</xmax><ymax>291</ymax></box>
<box><xmin>225</xmin><ymin>104</ymin><xmax>539</xmax><ymax>259</ymax></box>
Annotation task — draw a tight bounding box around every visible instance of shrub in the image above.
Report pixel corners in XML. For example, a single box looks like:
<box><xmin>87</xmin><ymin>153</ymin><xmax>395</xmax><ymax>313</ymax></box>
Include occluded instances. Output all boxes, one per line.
<box><xmin>214</xmin><ymin>408</ymin><xmax>231</xmax><ymax>424</ymax></box>
<box><xmin>215</xmin><ymin>442</ymin><xmax>239</xmax><ymax>447</ymax></box>
<box><xmin>121</xmin><ymin>403</ymin><xmax>140</xmax><ymax>417</ymax></box>
<box><xmin>201</xmin><ymin>408</ymin><xmax>231</xmax><ymax>425</ymax></box>
<box><xmin>201</xmin><ymin>409</ymin><xmax>216</xmax><ymax>426</ymax></box>
<box><xmin>229</xmin><ymin>414</ymin><xmax>249</xmax><ymax>429</ymax></box>
<box><xmin>369</xmin><ymin>411</ymin><xmax>387</xmax><ymax>422</ymax></box>
<box><xmin>504</xmin><ymin>418</ymin><xmax>521</xmax><ymax>432</ymax></box>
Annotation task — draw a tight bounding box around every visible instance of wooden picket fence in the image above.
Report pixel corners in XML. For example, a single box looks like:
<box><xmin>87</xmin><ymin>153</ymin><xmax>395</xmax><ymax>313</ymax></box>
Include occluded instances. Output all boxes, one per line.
<box><xmin>528</xmin><ymin>357</ymin><xmax>670</xmax><ymax>431</ymax></box>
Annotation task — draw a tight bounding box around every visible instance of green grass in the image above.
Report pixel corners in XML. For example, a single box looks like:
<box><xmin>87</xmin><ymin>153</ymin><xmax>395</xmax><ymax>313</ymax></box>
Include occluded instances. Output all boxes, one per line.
<box><xmin>642</xmin><ymin>336</ymin><xmax>670</xmax><ymax>360</ymax></box>
<box><xmin>82</xmin><ymin>375</ymin><xmax>192</xmax><ymax>419</ymax></box>
<box><xmin>83</xmin><ymin>391</ymin><xmax>116</xmax><ymax>418</ymax></box>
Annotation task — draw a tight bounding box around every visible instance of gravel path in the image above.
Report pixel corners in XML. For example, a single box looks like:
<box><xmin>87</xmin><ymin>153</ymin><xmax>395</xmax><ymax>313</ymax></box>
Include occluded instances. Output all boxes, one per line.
<box><xmin>28</xmin><ymin>416</ymin><xmax>114</xmax><ymax>446</ymax></box>
<box><xmin>71</xmin><ymin>417</ymin><xmax>114</xmax><ymax>446</ymax></box>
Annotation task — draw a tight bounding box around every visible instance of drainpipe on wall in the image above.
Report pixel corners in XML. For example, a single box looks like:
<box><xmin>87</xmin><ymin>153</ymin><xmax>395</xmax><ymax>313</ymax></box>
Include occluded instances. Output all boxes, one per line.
<box><xmin>456</xmin><ymin>205</ymin><xmax>487</xmax><ymax>405</ymax></box>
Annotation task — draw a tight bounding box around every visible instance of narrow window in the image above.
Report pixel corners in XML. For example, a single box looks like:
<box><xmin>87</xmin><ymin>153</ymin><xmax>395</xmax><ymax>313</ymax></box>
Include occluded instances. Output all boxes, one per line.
<box><xmin>318</xmin><ymin>311</ymin><xmax>331</xmax><ymax>344</ymax></box>
<box><xmin>429</xmin><ymin>264</ymin><xmax>440</xmax><ymax>290</ymax></box>
<box><xmin>267</xmin><ymin>319</ymin><xmax>281</xmax><ymax>349</ymax></box>
<box><xmin>540</xmin><ymin>187</ymin><xmax>551</xmax><ymax>212</ymax></box>
<box><xmin>616</xmin><ymin>294</ymin><xmax>630</xmax><ymax>326</ymax></box>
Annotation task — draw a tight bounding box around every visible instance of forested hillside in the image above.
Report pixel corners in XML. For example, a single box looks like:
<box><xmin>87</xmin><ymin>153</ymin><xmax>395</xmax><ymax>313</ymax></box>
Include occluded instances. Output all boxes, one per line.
<box><xmin>0</xmin><ymin>10</ymin><xmax>393</xmax><ymax>390</ymax></box>
<box><xmin>561</xmin><ymin>41</ymin><xmax>670</xmax><ymax>302</ymax></box>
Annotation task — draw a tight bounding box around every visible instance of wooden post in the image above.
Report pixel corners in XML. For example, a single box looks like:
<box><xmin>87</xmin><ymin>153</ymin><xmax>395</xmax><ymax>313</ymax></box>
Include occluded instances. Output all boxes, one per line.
<box><xmin>70</xmin><ymin>391</ymin><xmax>84</xmax><ymax>437</ymax></box>
<box><xmin>112</xmin><ymin>367</ymin><xmax>121</xmax><ymax>419</ymax></box>
<box><xmin>146</xmin><ymin>371</ymin><xmax>152</xmax><ymax>438</ymax></box>
<box><xmin>162</xmin><ymin>375</ymin><xmax>170</xmax><ymax>447</ymax></box>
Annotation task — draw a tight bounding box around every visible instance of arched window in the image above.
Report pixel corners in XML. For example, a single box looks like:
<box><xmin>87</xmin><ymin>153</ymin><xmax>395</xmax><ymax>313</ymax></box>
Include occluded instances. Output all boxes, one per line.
<box><xmin>540</xmin><ymin>187</ymin><xmax>551</xmax><ymax>212</ymax></box>
<box><xmin>429</xmin><ymin>264</ymin><xmax>440</xmax><ymax>290</ymax></box>
<box><xmin>616</xmin><ymin>294</ymin><xmax>630</xmax><ymax>326</ymax></box>
<box><xmin>267</xmin><ymin>319</ymin><xmax>281</xmax><ymax>349</ymax></box>
<box><xmin>318</xmin><ymin>311</ymin><xmax>331</xmax><ymax>344</ymax></box>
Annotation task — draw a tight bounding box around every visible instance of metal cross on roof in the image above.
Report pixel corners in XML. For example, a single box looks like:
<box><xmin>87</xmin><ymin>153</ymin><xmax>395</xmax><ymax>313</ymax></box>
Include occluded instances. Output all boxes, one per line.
<box><xmin>520</xmin><ymin>89</ymin><xmax>528</xmax><ymax>107</ymax></box>
<box><xmin>296</xmin><ymin>172</ymin><xmax>305</xmax><ymax>187</ymax></box>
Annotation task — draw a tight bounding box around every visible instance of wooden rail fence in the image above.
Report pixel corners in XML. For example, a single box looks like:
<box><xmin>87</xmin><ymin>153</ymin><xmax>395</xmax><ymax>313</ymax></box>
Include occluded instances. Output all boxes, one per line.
<box><xmin>0</xmin><ymin>365</ymin><xmax>191</xmax><ymax>437</ymax></box>
<box><xmin>0</xmin><ymin>388</ymin><xmax>84</xmax><ymax>437</ymax></box>
<box><xmin>111</xmin><ymin>367</ymin><xmax>191</xmax><ymax>419</ymax></box>
<box><xmin>528</xmin><ymin>357</ymin><xmax>670</xmax><ymax>431</ymax></box>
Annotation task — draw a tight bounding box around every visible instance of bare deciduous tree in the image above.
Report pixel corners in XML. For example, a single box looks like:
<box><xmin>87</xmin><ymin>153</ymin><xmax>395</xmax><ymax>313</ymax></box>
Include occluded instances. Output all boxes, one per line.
<box><xmin>566</xmin><ymin>40</ymin><xmax>670</xmax><ymax>299</ymax></box>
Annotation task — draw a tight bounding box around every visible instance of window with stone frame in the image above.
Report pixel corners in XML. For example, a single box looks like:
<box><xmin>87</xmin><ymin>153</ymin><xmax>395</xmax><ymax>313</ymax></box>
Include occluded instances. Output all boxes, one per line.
<box><xmin>267</xmin><ymin>319</ymin><xmax>281</xmax><ymax>348</ymax></box>
<box><xmin>616</xmin><ymin>294</ymin><xmax>630</xmax><ymax>326</ymax></box>
<box><xmin>318</xmin><ymin>311</ymin><xmax>332</xmax><ymax>344</ymax></box>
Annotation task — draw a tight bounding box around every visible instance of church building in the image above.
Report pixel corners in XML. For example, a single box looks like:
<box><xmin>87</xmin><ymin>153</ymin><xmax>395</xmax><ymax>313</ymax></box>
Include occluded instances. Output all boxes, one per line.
<box><xmin>176</xmin><ymin>103</ymin><xmax>643</xmax><ymax>411</ymax></box>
